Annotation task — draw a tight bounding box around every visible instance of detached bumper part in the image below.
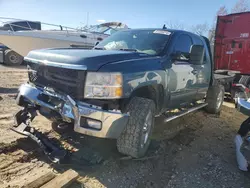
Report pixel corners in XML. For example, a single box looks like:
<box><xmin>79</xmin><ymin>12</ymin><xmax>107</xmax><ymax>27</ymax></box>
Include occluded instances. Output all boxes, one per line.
<box><xmin>17</xmin><ymin>84</ymin><xmax>129</xmax><ymax>139</ymax></box>
<box><xmin>12</xmin><ymin>108</ymin><xmax>68</xmax><ymax>164</ymax></box>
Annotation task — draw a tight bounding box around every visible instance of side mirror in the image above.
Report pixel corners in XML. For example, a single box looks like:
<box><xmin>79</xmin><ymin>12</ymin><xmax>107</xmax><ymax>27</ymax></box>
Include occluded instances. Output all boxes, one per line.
<box><xmin>189</xmin><ymin>45</ymin><xmax>205</xmax><ymax>65</ymax></box>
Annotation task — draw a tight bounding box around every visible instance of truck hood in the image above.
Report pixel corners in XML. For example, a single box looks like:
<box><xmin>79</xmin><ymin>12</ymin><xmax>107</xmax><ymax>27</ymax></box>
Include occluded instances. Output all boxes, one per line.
<box><xmin>24</xmin><ymin>48</ymin><xmax>149</xmax><ymax>71</ymax></box>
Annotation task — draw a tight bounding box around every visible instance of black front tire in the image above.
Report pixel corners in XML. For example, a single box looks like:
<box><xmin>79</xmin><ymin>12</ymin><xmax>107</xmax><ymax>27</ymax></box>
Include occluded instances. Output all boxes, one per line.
<box><xmin>117</xmin><ymin>97</ymin><xmax>155</xmax><ymax>158</ymax></box>
<box><xmin>4</xmin><ymin>49</ymin><xmax>23</xmax><ymax>66</ymax></box>
<box><xmin>205</xmin><ymin>85</ymin><xmax>225</xmax><ymax>114</ymax></box>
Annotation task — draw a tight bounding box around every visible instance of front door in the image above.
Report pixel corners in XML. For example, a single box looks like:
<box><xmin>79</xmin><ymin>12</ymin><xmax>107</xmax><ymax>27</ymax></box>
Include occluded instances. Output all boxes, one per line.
<box><xmin>167</xmin><ymin>34</ymin><xmax>197</xmax><ymax>108</ymax></box>
<box><xmin>192</xmin><ymin>36</ymin><xmax>211</xmax><ymax>100</ymax></box>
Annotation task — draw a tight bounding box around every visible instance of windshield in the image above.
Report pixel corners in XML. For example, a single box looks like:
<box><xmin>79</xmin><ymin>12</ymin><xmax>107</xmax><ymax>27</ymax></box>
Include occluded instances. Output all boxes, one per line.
<box><xmin>87</xmin><ymin>25</ymin><xmax>119</xmax><ymax>35</ymax></box>
<box><xmin>0</xmin><ymin>21</ymin><xmax>41</xmax><ymax>31</ymax></box>
<box><xmin>88</xmin><ymin>25</ymin><xmax>110</xmax><ymax>33</ymax></box>
<box><xmin>96</xmin><ymin>29</ymin><xmax>170</xmax><ymax>55</ymax></box>
<box><xmin>88</xmin><ymin>23</ymin><xmax>127</xmax><ymax>35</ymax></box>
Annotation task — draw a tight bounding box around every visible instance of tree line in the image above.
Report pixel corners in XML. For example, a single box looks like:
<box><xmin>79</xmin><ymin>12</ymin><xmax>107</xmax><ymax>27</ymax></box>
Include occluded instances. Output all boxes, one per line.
<box><xmin>165</xmin><ymin>0</ymin><xmax>249</xmax><ymax>40</ymax></box>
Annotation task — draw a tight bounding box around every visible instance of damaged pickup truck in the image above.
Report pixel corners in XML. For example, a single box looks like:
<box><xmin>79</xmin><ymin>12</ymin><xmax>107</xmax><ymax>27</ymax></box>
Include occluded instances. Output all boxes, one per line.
<box><xmin>13</xmin><ymin>28</ymin><xmax>228</xmax><ymax>159</ymax></box>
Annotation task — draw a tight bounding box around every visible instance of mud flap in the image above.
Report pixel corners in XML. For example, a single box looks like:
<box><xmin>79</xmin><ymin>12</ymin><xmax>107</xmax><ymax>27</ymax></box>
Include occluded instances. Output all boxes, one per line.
<box><xmin>11</xmin><ymin>108</ymin><xmax>68</xmax><ymax>164</ymax></box>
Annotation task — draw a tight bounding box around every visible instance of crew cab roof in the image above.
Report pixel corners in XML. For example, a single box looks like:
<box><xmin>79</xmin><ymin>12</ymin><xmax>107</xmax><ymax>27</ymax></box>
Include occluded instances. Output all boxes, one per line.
<box><xmin>120</xmin><ymin>28</ymin><xmax>205</xmax><ymax>41</ymax></box>
<box><xmin>119</xmin><ymin>28</ymin><xmax>198</xmax><ymax>36</ymax></box>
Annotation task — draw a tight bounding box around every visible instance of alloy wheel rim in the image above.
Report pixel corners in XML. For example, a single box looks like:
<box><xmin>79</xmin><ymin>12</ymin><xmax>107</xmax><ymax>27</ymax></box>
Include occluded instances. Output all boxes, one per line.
<box><xmin>141</xmin><ymin>111</ymin><xmax>152</xmax><ymax>148</ymax></box>
<box><xmin>10</xmin><ymin>54</ymin><xmax>19</xmax><ymax>64</ymax></box>
<box><xmin>216</xmin><ymin>90</ymin><xmax>223</xmax><ymax>109</ymax></box>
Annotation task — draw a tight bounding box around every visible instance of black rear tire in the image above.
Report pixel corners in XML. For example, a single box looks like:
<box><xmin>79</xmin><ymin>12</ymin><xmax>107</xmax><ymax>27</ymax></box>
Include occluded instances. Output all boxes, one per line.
<box><xmin>4</xmin><ymin>49</ymin><xmax>23</xmax><ymax>66</ymax></box>
<box><xmin>205</xmin><ymin>85</ymin><xmax>225</xmax><ymax>114</ymax></box>
<box><xmin>117</xmin><ymin>97</ymin><xmax>155</xmax><ymax>158</ymax></box>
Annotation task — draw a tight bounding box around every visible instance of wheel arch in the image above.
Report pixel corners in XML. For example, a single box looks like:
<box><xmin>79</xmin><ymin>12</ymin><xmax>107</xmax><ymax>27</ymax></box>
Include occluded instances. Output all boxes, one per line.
<box><xmin>125</xmin><ymin>84</ymin><xmax>164</xmax><ymax>114</ymax></box>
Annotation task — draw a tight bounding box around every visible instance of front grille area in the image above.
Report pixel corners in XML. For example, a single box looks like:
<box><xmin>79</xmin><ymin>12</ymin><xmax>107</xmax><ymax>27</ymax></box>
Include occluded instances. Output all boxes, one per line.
<box><xmin>27</xmin><ymin>61</ymin><xmax>86</xmax><ymax>100</ymax></box>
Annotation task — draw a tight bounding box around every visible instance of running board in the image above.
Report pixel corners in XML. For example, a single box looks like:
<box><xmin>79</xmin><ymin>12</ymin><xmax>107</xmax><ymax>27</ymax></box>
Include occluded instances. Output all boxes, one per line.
<box><xmin>164</xmin><ymin>103</ymin><xmax>208</xmax><ymax>122</ymax></box>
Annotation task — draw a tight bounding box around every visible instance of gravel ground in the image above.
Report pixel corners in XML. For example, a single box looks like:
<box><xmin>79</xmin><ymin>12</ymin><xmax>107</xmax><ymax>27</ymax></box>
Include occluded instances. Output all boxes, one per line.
<box><xmin>0</xmin><ymin>65</ymin><xmax>250</xmax><ymax>188</ymax></box>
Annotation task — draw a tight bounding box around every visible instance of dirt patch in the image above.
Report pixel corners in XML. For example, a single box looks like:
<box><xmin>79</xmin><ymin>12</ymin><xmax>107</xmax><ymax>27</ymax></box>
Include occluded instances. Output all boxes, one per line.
<box><xmin>1</xmin><ymin>65</ymin><xmax>250</xmax><ymax>188</ymax></box>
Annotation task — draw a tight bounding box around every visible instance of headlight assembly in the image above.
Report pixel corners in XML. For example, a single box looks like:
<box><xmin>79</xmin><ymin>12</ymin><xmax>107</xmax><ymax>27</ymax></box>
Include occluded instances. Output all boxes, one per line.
<box><xmin>84</xmin><ymin>72</ymin><xmax>123</xmax><ymax>99</ymax></box>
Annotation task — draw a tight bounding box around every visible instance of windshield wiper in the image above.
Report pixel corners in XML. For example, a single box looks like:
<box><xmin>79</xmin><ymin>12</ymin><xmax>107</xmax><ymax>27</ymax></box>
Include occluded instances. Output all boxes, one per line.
<box><xmin>119</xmin><ymin>48</ymin><xmax>138</xmax><ymax>52</ymax></box>
<box><xmin>94</xmin><ymin>47</ymin><xmax>106</xmax><ymax>50</ymax></box>
<box><xmin>119</xmin><ymin>48</ymin><xmax>153</xmax><ymax>55</ymax></box>
<box><xmin>94</xmin><ymin>47</ymin><xmax>137</xmax><ymax>52</ymax></box>
<box><xmin>94</xmin><ymin>47</ymin><xmax>150</xmax><ymax>55</ymax></box>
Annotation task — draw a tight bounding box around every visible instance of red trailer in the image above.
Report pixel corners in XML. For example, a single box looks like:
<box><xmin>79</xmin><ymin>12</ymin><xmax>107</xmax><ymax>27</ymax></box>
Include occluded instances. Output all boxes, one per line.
<box><xmin>215</xmin><ymin>12</ymin><xmax>250</xmax><ymax>94</ymax></box>
<box><xmin>215</xmin><ymin>12</ymin><xmax>250</xmax><ymax>74</ymax></box>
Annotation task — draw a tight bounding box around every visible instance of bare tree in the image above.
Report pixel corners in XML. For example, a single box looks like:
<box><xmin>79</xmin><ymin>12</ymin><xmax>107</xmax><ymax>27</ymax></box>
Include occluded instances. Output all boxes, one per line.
<box><xmin>209</xmin><ymin>5</ymin><xmax>228</xmax><ymax>45</ymax></box>
<box><xmin>191</xmin><ymin>23</ymin><xmax>209</xmax><ymax>36</ymax></box>
<box><xmin>217</xmin><ymin>5</ymin><xmax>228</xmax><ymax>16</ymax></box>
<box><xmin>231</xmin><ymin>0</ymin><xmax>249</xmax><ymax>13</ymax></box>
<box><xmin>164</xmin><ymin>20</ymin><xmax>186</xmax><ymax>30</ymax></box>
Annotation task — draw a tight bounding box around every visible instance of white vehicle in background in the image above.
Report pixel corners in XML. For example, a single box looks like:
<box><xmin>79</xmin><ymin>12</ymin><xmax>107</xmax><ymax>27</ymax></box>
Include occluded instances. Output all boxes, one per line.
<box><xmin>0</xmin><ymin>18</ymin><xmax>128</xmax><ymax>66</ymax></box>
